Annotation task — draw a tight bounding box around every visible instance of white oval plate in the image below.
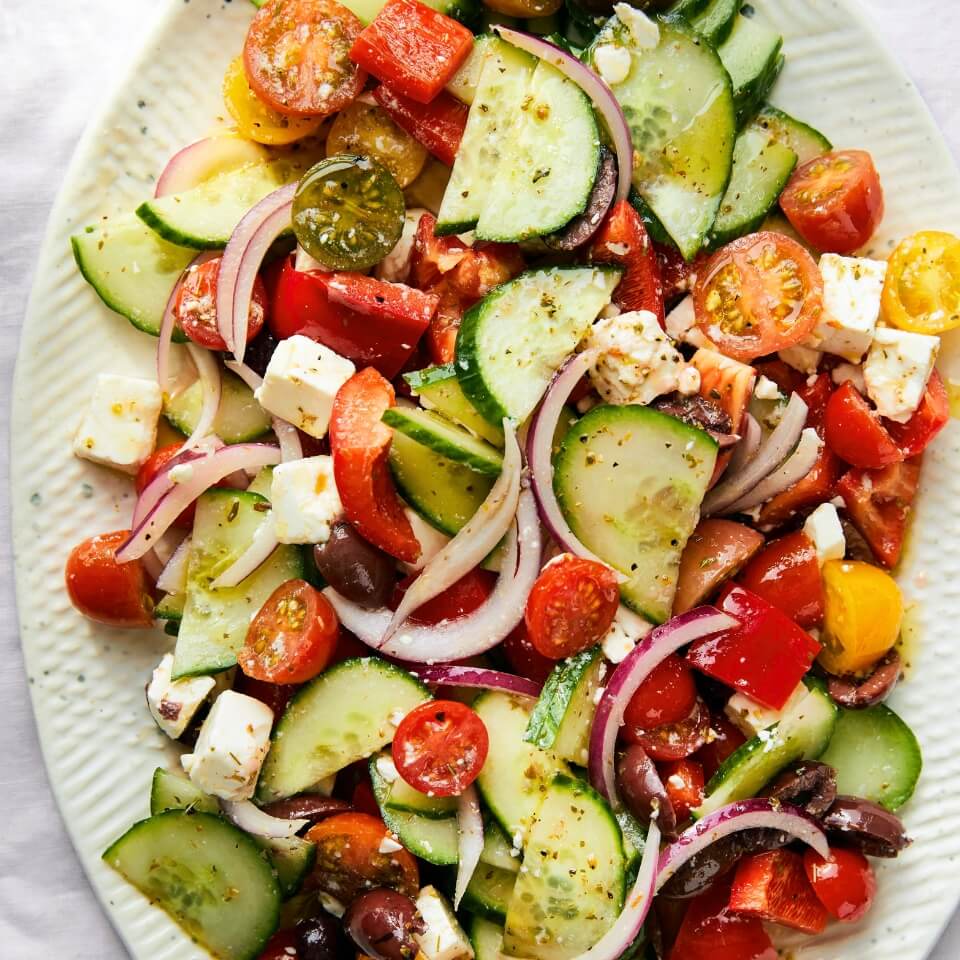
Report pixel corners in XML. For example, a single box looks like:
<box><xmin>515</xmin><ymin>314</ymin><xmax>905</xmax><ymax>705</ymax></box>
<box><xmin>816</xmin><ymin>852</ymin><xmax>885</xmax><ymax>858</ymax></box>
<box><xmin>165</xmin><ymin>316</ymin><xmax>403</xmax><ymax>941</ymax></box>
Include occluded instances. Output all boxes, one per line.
<box><xmin>12</xmin><ymin>0</ymin><xmax>960</xmax><ymax>957</ymax></box>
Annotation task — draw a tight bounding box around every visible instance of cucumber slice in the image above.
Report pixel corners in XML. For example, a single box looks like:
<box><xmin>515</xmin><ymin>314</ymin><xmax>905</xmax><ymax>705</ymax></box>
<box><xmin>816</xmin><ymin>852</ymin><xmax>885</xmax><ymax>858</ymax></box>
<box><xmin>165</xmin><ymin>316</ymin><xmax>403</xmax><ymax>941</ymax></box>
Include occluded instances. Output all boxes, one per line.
<box><xmin>256</xmin><ymin>835</ymin><xmax>316</xmax><ymax>899</ymax></box>
<box><xmin>383</xmin><ymin>407</ymin><xmax>504</xmax><ymax>477</ymax></box>
<box><xmin>818</xmin><ymin>704</ymin><xmax>922</xmax><ymax>811</ymax></box>
<box><xmin>481</xmin><ymin>818</ymin><xmax>521</xmax><ymax>873</ymax></box>
<box><xmin>165</xmin><ymin>369</ymin><xmax>272</xmax><ymax>444</ymax></box>
<box><xmin>404</xmin><ymin>364</ymin><xmax>505</xmax><ymax>447</ymax></box>
<box><xmin>258</xmin><ymin>659</ymin><xmax>429</xmax><ymax>802</ymax></box>
<box><xmin>525</xmin><ymin>647</ymin><xmax>605</xmax><ymax>766</ymax></box>
<box><xmin>103</xmin><ymin>811</ymin><xmax>281</xmax><ymax>960</ymax></box>
<box><xmin>71</xmin><ymin>213</ymin><xmax>194</xmax><ymax>338</ymax></box>
<box><xmin>155</xmin><ymin>591</ymin><xmax>185</xmax><ymax>623</ymax></box>
<box><xmin>475</xmin><ymin>59</ymin><xmax>600</xmax><ymax>243</ymax></box>
<box><xmin>463</xmin><ymin>864</ymin><xmax>517</xmax><ymax>924</ymax></box>
<box><xmin>718</xmin><ymin>15</ymin><xmax>783</xmax><ymax>126</ymax></box>
<box><xmin>470</xmin><ymin>916</ymin><xmax>506</xmax><ymax>960</ymax></box>
<box><xmin>688</xmin><ymin>0</ymin><xmax>739</xmax><ymax>45</ymax></box>
<box><xmin>694</xmin><ymin>681</ymin><xmax>838</xmax><ymax>819</ymax></box>
<box><xmin>246</xmin><ymin>466</ymin><xmax>274</xmax><ymax>500</ymax></box>
<box><xmin>173</xmin><ymin>490</ymin><xmax>304</xmax><ymax>678</ymax></box>
<box><xmin>754</xmin><ymin>104</ymin><xmax>832</xmax><ymax>164</ymax></box>
<box><xmin>455</xmin><ymin>266</ymin><xmax>619</xmax><ymax>425</ymax></box>
<box><xmin>554</xmin><ymin>405</ymin><xmax>718</xmax><ymax>624</ymax></box>
<box><xmin>370</xmin><ymin>753</ymin><xmax>460</xmax><ymax>864</ymax></box>
<box><xmin>389</xmin><ymin>430</ymin><xmax>494</xmax><ymax>536</ymax></box>
<box><xmin>386</xmin><ymin>772</ymin><xmax>458</xmax><ymax>819</ymax></box>
<box><xmin>446</xmin><ymin>33</ymin><xmax>500</xmax><ymax>106</ymax></box>
<box><xmin>588</xmin><ymin>18</ymin><xmax>736</xmax><ymax>260</ymax></box>
<box><xmin>438</xmin><ymin>40</ymin><xmax>536</xmax><ymax>235</ymax></box>
<box><xmin>473</xmin><ymin>691</ymin><xmax>568</xmax><ymax>839</ymax></box>
<box><xmin>150</xmin><ymin>768</ymin><xmax>219</xmax><ymax>816</ymax></box>
<box><xmin>710</xmin><ymin>127</ymin><xmax>797</xmax><ymax>246</ymax></box>
<box><xmin>503</xmin><ymin>775</ymin><xmax>624</xmax><ymax>959</ymax></box>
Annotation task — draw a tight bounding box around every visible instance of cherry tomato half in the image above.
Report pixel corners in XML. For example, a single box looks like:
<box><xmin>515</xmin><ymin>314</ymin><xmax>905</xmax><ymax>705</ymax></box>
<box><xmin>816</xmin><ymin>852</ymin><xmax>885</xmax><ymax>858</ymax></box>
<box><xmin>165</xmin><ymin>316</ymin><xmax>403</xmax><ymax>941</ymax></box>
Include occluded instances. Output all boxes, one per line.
<box><xmin>658</xmin><ymin>758</ymin><xmax>705</xmax><ymax>823</ymax></box>
<box><xmin>693</xmin><ymin>232</ymin><xmax>823</xmax><ymax>361</ymax></box>
<box><xmin>882</xmin><ymin>230</ymin><xmax>960</xmax><ymax>334</ymax></box>
<box><xmin>136</xmin><ymin>443</ymin><xmax>195</xmax><ymax>528</ymax></box>
<box><xmin>524</xmin><ymin>555</ymin><xmax>620</xmax><ymax>659</ymax></box>
<box><xmin>622</xmin><ymin>654</ymin><xmax>698</xmax><ymax>732</ymax></box>
<box><xmin>803</xmin><ymin>846</ymin><xmax>877</xmax><ymax>923</ymax></box>
<box><xmin>239</xmin><ymin>579</ymin><xmax>339</xmax><ymax>684</ymax></box>
<box><xmin>392</xmin><ymin>569</ymin><xmax>494</xmax><ymax>626</ymax></box>
<box><xmin>392</xmin><ymin>700</ymin><xmax>489</xmax><ymax>797</ymax></box>
<box><xmin>780</xmin><ymin>150</ymin><xmax>884</xmax><ymax>254</ymax></box>
<box><xmin>65</xmin><ymin>531</ymin><xmax>154</xmax><ymax>628</ymax></box>
<box><xmin>886</xmin><ymin>370</ymin><xmax>949</xmax><ymax>459</ymax></box>
<box><xmin>824</xmin><ymin>381</ymin><xmax>903</xmax><ymax>469</ymax></box>
<box><xmin>625</xmin><ymin>699</ymin><xmax>710</xmax><ymax>762</ymax></box>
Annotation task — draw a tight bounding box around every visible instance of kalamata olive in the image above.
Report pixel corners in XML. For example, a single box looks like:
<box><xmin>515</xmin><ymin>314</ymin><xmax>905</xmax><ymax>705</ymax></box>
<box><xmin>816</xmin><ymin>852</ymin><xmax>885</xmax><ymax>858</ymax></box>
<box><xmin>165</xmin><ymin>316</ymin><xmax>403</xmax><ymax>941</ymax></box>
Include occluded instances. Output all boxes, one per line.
<box><xmin>616</xmin><ymin>744</ymin><xmax>678</xmax><ymax>841</ymax></box>
<box><xmin>840</xmin><ymin>517</ymin><xmax>875</xmax><ymax>563</ymax></box>
<box><xmin>822</xmin><ymin>795</ymin><xmax>911</xmax><ymax>858</ymax></box>
<box><xmin>244</xmin><ymin>325</ymin><xmax>280</xmax><ymax>379</ymax></box>
<box><xmin>261</xmin><ymin>794</ymin><xmax>351</xmax><ymax>829</ymax></box>
<box><xmin>652</xmin><ymin>394</ymin><xmax>734</xmax><ymax>435</ymax></box>
<box><xmin>658</xmin><ymin>828</ymin><xmax>789</xmax><ymax>899</ymax></box>
<box><xmin>827</xmin><ymin>650</ymin><xmax>902</xmax><ymax>709</ymax></box>
<box><xmin>314</xmin><ymin>521</ymin><xmax>396</xmax><ymax>608</ymax></box>
<box><xmin>344</xmin><ymin>888</ymin><xmax>424</xmax><ymax>960</ymax></box>
<box><xmin>296</xmin><ymin>912</ymin><xmax>349</xmax><ymax>960</ymax></box>
<box><xmin>765</xmin><ymin>760</ymin><xmax>838</xmax><ymax>818</ymax></box>
<box><xmin>545</xmin><ymin>149</ymin><xmax>617</xmax><ymax>251</ymax></box>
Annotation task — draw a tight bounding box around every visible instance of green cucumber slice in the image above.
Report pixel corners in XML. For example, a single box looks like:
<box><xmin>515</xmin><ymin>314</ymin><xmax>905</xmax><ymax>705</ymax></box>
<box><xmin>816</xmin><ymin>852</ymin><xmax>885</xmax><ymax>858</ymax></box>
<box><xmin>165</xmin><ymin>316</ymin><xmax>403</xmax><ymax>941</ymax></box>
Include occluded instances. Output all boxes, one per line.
<box><xmin>818</xmin><ymin>703</ymin><xmax>922</xmax><ymax>811</ymax></box>
<box><xmin>481</xmin><ymin>818</ymin><xmax>521</xmax><ymax>873</ymax></box>
<box><xmin>473</xmin><ymin>691</ymin><xmax>568</xmax><ymax>839</ymax></box>
<box><xmin>475</xmin><ymin>59</ymin><xmax>600</xmax><ymax>242</ymax></box>
<box><xmin>389</xmin><ymin>430</ymin><xmax>494</xmax><ymax>536</ymax></box>
<box><xmin>718</xmin><ymin>14</ymin><xmax>783</xmax><ymax>126</ymax></box>
<box><xmin>754</xmin><ymin>104</ymin><xmax>832</xmax><ymax>164</ymax></box>
<box><xmin>258</xmin><ymin>659</ymin><xmax>429</xmax><ymax>802</ymax></box>
<box><xmin>455</xmin><ymin>266</ymin><xmax>619</xmax><ymax>425</ymax></box>
<box><xmin>470</xmin><ymin>916</ymin><xmax>507</xmax><ymax>960</ymax></box>
<box><xmin>446</xmin><ymin>33</ymin><xmax>500</xmax><ymax>105</ymax></box>
<box><xmin>256</xmin><ymin>835</ymin><xmax>316</xmax><ymax>899</ymax></box>
<box><xmin>165</xmin><ymin>369</ymin><xmax>272</xmax><ymax>444</ymax></box>
<box><xmin>103</xmin><ymin>811</ymin><xmax>281</xmax><ymax>960</ymax></box>
<box><xmin>694</xmin><ymin>681</ymin><xmax>838</xmax><ymax>819</ymax></box>
<box><xmin>688</xmin><ymin>0</ymin><xmax>739</xmax><ymax>45</ymax></box>
<box><xmin>71</xmin><ymin>213</ymin><xmax>194</xmax><ymax>338</ymax></box>
<box><xmin>463</xmin><ymin>864</ymin><xmax>517</xmax><ymax>924</ymax></box>
<box><xmin>155</xmin><ymin>591</ymin><xmax>185</xmax><ymax>623</ymax></box>
<box><xmin>173</xmin><ymin>490</ymin><xmax>304</xmax><ymax>678</ymax></box>
<box><xmin>386</xmin><ymin>771</ymin><xmax>458</xmax><ymax>819</ymax></box>
<box><xmin>150</xmin><ymin>768</ymin><xmax>219</xmax><ymax>816</ymax></box>
<box><xmin>503</xmin><ymin>775</ymin><xmax>624</xmax><ymax>959</ymax></box>
<box><xmin>554</xmin><ymin>405</ymin><xmax>718</xmax><ymax>624</ymax></box>
<box><xmin>383</xmin><ymin>407</ymin><xmax>503</xmax><ymax>477</ymax></box>
<box><xmin>404</xmin><ymin>364</ymin><xmax>505</xmax><ymax>447</ymax></box>
<box><xmin>246</xmin><ymin>466</ymin><xmax>275</xmax><ymax>500</ymax></box>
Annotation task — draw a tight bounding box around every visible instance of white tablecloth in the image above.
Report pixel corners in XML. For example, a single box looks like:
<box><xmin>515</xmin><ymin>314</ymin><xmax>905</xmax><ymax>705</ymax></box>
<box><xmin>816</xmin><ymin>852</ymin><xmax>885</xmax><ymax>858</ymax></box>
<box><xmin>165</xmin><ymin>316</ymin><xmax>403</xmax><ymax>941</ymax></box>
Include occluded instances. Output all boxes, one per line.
<box><xmin>1</xmin><ymin>1</ymin><xmax>958</xmax><ymax>957</ymax></box>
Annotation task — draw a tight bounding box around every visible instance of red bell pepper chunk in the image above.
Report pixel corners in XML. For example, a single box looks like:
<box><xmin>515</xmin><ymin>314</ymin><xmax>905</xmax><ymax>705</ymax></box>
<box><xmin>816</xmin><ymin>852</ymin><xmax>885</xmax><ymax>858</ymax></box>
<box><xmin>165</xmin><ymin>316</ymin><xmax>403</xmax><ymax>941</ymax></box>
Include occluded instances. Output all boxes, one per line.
<box><xmin>329</xmin><ymin>368</ymin><xmax>421</xmax><ymax>564</ymax></box>
<box><xmin>885</xmin><ymin>368</ymin><xmax>949</xmax><ymax>458</ymax></box>
<box><xmin>825</xmin><ymin>380</ymin><xmax>904</xmax><ymax>469</ymax></box>
<box><xmin>350</xmin><ymin>0</ymin><xmax>473</xmax><ymax>104</ymax></box>
<box><xmin>796</xmin><ymin>371</ymin><xmax>834</xmax><ymax>433</ymax></box>
<box><xmin>729</xmin><ymin>849</ymin><xmax>828</xmax><ymax>935</ymax></box>
<box><xmin>589</xmin><ymin>200</ymin><xmax>665</xmax><ymax>323</ymax></box>
<box><xmin>757</xmin><ymin>444</ymin><xmax>843</xmax><ymax>528</ymax></box>
<box><xmin>686</xmin><ymin>584</ymin><xmax>821</xmax><ymax>710</ymax></box>
<box><xmin>373</xmin><ymin>84</ymin><xmax>468</xmax><ymax>166</ymax></box>
<box><xmin>658</xmin><ymin>758</ymin><xmax>705</xmax><ymax>823</ymax></box>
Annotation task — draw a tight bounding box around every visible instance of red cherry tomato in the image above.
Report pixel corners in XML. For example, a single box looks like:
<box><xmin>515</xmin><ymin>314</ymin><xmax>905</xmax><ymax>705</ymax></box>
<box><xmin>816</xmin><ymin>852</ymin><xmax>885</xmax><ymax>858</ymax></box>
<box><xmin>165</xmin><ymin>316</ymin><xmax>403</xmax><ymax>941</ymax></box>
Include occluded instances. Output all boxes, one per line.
<box><xmin>803</xmin><ymin>846</ymin><xmax>877</xmax><ymax>923</ymax></box>
<box><xmin>392</xmin><ymin>700</ymin><xmax>489</xmax><ymax>797</ymax></box>
<box><xmin>65</xmin><ymin>531</ymin><xmax>155</xmax><ymax>628</ymax></box>
<box><xmin>174</xmin><ymin>257</ymin><xmax>266</xmax><ymax>351</ymax></box>
<box><xmin>825</xmin><ymin>381</ymin><xmax>903</xmax><ymax>469</ymax></box>
<box><xmin>757</xmin><ymin>444</ymin><xmax>843</xmax><ymax>528</ymax></box>
<box><xmin>135</xmin><ymin>443</ymin><xmax>196</xmax><ymax>528</ymax></box>
<box><xmin>780</xmin><ymin>150</ymin><xmax>884</xmax><ymax>254</ymax></box>
<box><xmin>886</xmin><ymin>369</ymin><xmax>950</xmax><ymax>458</ymax></box>
<box><xmin>524</xmin><ymin>555</ymin><xmax>620</xmax><ymax>660</ymax></box>
<box><xmin>623</xmin><ymin>654</ymin><xmax>698</xmax><ymax>732</ymax></box>
<box><xmin>502</xmin><ymin>623</ymin><xmax>557</xmax><ymax>686</ymax></box>
<box><xmin>625</xmin><ymin>700</ymin><xmax>710</xmax><ymax>762</ymax></box>
<box><xmin>694</xmin><ymin>712</ymin><xmax>746</xmax><ymax>781</ymax></box>
<box><xmin>658</xmin><ymin>758</ymin><xmax>705</xmax><ymax>822</ymax></box>
<box><xmin>392</xmin><ymin>568</ymin><xmax>494</xmax><ymax>625</ymax></box>
<box><xmin>239</xmin><ymin>579</ymin><xmax>339</xmax><ymax>684</ymax></box>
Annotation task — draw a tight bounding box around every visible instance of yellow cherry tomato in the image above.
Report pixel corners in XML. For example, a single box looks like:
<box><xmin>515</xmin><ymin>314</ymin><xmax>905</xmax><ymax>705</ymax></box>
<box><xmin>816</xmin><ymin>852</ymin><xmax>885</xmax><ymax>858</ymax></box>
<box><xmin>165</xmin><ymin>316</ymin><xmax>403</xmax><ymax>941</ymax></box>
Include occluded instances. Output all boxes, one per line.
<box><xmin>819</xmin><ymin>560</ymin><xmax>903</xmax><ymax>676</ymax></box>
<box><xmin>882</xmin><ymin>230</ymin><xmax>960</xmax><ymax>334</ymax></box>
<box><xmin>223</xmin><ymin>57</ymin><xmax>323</xmax><ymax>146</ymax></box>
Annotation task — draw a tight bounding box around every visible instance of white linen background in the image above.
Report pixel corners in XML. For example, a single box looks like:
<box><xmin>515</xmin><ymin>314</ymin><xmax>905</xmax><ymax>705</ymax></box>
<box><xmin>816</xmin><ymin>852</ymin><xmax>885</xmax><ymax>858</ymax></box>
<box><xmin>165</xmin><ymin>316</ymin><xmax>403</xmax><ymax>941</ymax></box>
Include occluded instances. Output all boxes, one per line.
<box><xmin>0</xmin><ymin>0</ymin><xmax>957</xmax><ymax>956</ymax></box>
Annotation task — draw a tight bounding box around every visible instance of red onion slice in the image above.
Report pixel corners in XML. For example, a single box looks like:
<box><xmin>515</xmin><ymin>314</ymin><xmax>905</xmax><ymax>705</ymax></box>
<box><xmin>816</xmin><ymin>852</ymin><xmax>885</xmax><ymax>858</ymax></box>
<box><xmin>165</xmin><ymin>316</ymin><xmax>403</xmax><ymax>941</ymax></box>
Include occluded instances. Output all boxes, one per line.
<box><xmin>702</xmin><ymin>393</ymin><xmax>808</xmax><ymax>516</ymax></box>
<box><xmin>725</xmin><ymin>412</ymin><xmax>761</xmax><ymax>477</ymax></box>
<box><xmin>324</xmin><ymin>488</ymin><xmax>542</xmax><ymax>662</ymax></box>
<box><xmin>655</xmin><ymin>799</ymin><xmax>829</xmax><ymax>892</ymax></box>
<box><xmin>494</xmin><ymin>27</ymin><xmax>634</xmax><ymax>204</ymax></box>
<box><xmin>180</xmin><ymin>345</ymin><xmax>222</xmax><ymax>454</ymax></box>
<box><xmin>117</xmin><ymin>443</ymin><xmax>282</xmax><ymax>562</ymax></box>
<box><xmin>219</xmin><ymin>799</ymin><xmax>308</xmax><ymax>839</ymax></box>
<box><xmin>141</xmin><ymin>549</ymin><xmax>164</xmax><ymax>583</ymax></box>
<box><xmin>154</xmin><ymin>137</ymin><xmax>268</xmax><ymax>197</ymax></box>
<box><xmin>217</xmin><ymin>182</ymin><xmax>296</xmax><ymax>362</ymax></box>
<box><xmin>411</xmin><ymin>665</ymin><xmax>542</xmax><ymax>699</ymax></box>
<box><xmin>454</xmin><ymin>785</ymin><xmax>484</xmax><ymax>908</ymax></box>
<box><xmin>384</xmin><ymin>421</ymin><xmax>521</xmax><ymax>642</ymax></box>
<box><xmin>156</xmin><ymin>535</ymin><xmax>192</xmax><ymax>595</ymax></box>
<box><xmin>588</xmin><ymin>607</ymin><xmax>738</xmax><ymax>805</ymax></box>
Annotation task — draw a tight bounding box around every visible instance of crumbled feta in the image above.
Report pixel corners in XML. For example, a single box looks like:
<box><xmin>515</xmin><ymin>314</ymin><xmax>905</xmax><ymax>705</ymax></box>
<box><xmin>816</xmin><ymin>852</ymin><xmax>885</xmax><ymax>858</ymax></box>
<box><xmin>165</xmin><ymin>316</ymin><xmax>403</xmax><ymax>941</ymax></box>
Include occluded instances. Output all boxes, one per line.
<box><xmin>180</xmin><ymin>691</ymin><xmax>273</xmax><ymax>801</ymax></box>
<box><xmin>831</xmin><ymin>362</ymin><xmax>867</xmax><ymax>393</ymax></box>
<box><xmin>677</xmin><ymin>365</ymin><xmax>701</xmax><ymax>396</ymax></box>
<box><xmin>863</xmin><ymin>327</ymin><xmax>939</xmax><ymax>422</ymax></box>
<box><xmin>665</xmin><ymin>295</ymin><xmax>711</xmax><ymax>348</ymax></box>
<box><xmin>586</xmin><ymin>310</ymin><xmax>697</xmax><ymax>406</ymax></box>
<box><xmin>614</xmin><ymin>2</ymin><xmax>660</xmax><ymax>48</ymax></box>
<box><xmin>779</xmin><ymin>344</ymin><xmax>821</xmax><ymax>375</ymax></box>
<box><xmin>725</xmin><ymin>683</ymin><xmax>807</xmax><ymax>738</ymax></box>
<box><xmin>146</xmin><ymin>653</ymin><xmax>215</xmax><ymax>740</ymax></box>
<box><xmin>593</xmin><ymin>43</ymin><xmax>632</xmax><ymax>85</ymax></box>
<box><xmin>73</xmin><ymin>374</ymin><xmax>163</xmax><ymax>474</ymax></box>
<box><xmin>809</xmin><ymin>255</ymin><xmax>888</xmax><ymax>362</ymax></box>
<box><xmin>375</xmin><ymin>208</ymin><xmax>429</xmax><ymax>283</ymax></box>
<box><xmin>270</xmin><ymin>455</ymin><xmax>342</xmax><ymax>545</ymax></box>
<box><xmin>803</xmin><ymin>503</ymin><xmax>846</xmax><ymax>566</ymax></box>
<box><xmin>402</xmin><ymin>508</ymin><xmax>450</xmax><ymax>573</ymax></box>
<box><xmin>254</xmin><ymin>335</ymin><xmax>355</xmax><ymax>439</ymax></box>
<box><xmin>601</xmin><ymin>604</ymin><xmax>653</xmax><ymax>663</ymax></box>
<box><xmin>414</xmin><ymin>886</ymin><xmax>475</xmax><ymax>960</ymax></box>
<box><xmin>754</xmin><ymin>375</ymin><xmax>783</xmax><ymax>402</ymax></box>
<box><xmin>379</xmin><ymin>835</ymin><xmax>404</xmax><ymax>854</ymax></box>
<box><xmin>376</xmin><ymin>754</ymin><xmax>400</xmax><ymax>783</ymax></box>
<box><xmin>294</xmin><ymin>245</ymin><xmax>326</xmax><ymax>274</ymax></box>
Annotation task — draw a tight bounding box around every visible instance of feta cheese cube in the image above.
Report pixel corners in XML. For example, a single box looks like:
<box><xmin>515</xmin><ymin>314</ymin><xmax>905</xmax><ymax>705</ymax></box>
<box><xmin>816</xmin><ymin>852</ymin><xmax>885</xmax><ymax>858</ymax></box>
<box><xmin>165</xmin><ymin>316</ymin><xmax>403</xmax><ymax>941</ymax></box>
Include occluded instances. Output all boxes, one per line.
<box><xmin>601</xmin><ymin>604</ymin><xmax>653</xmax><ymax>663</ymax></box>
<box><xmin>754</xmin><ymin>375</ymin><xmax>783</xmax><ymax>401</ymax></box>
<box><xmin>146</xmin><ymin>653</ymin><xmax>216</xmax><ymax>740</ymax></box>
<box><xmin>255</xmin><ymin>335</ymin><xmax>355</xmax><ymax>439</ymax></box>
<box><xmin>613</xmin><ymin>3</ymin><xmax>660</xmax><ymax>48</ymax></box>
<box><xmin>73</xmin><ymin>374</ymin><xmax>162</xmax><ymax>474</ymax></box>
<box><xmin>779</xmin><ymin>344</ymin><xmax>821</xmax><ymax>375</ymax></box>
<box><xmin>593</xmin><ymin>43</ymin><xmax>632</xmax><ymax>86</ymax></box>
<box><xmin>414</xmin><ymin>886</ymin><xmax>475</xmax><ymax>960</ymax></box>
<box><xmin>375</xmin><ymin>208</ymin><xmax>429</xmax><ymax>284</ymax></box>
<box><xmin>810</xmin><ymin>255</ymin><xmax>887</xmax><ymax>362</ymax></box>
<box><xmin>863</xmin><ymin>327</ymin><xmax>940</xmax><ymax>423</ymax></box>
<box><xmin>271</xmin><ymin>455</ymin><xmax>342</xmax><ymax>545</ymax></box>
<box><xmin>803</xmin><ymin>503</ymin><xmax>846</xmax><ymax>566</ymax></box>
<box><xmin>402</xmin><ymin>508</ymin><xmax>450</xmax><ymax>573</ymax></box>
<box><xmin>180</xmin><ymin>690</ymin><xmax>273</xmax><ymax>801</ymax></box>
<box><xmin>725</xmin><ymin>683</ymin><xmax>807</xmax><ymax>738</ymax></box>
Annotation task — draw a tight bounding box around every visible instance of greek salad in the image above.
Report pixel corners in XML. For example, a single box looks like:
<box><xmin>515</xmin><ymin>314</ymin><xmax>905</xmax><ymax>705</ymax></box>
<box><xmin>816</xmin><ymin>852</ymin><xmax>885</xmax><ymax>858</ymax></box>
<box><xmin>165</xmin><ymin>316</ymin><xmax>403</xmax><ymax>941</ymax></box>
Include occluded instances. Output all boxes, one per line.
<box><xmin>62</xmin><ymin>0</ymin><xmax>960</xmax><ymax>957</ymax></box>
